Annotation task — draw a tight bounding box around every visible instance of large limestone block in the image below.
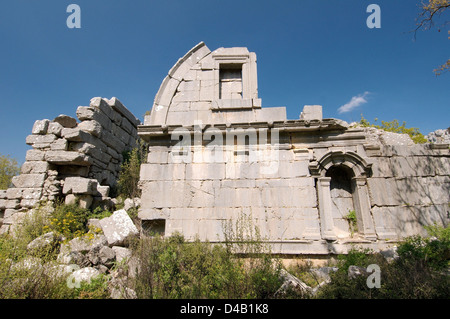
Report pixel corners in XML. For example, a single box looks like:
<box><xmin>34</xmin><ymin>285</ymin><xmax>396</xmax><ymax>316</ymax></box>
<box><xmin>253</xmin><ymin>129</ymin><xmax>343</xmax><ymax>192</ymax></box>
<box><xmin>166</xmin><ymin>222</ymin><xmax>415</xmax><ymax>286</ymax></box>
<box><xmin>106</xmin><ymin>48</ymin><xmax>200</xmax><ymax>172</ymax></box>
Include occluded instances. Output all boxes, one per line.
<box><xmin>78</xmin><ymin>120</ymin><xmax>102</xmax><ymax>137</ymax></box>
<box><xmin>54</xmin><ymin>114</ymin><xmax>78</xmax><ymax>128</ymax></box>
<box><xmin>99</xmin><ymin>210</ymin><xmax>139</xmax><ymax>246</ymax></box>
<box><xmin>25</xmin><ymin>149</ymin><xmax>45</xmax><ymax>161</ymax></box>
<box><xmin>12</xmin><ymin>174</ymin><xmax>46</xmax><ymax>188</ymax></box>
<box><xmin>60</xmin><ymin>234</ymin><xmax>108</xmax><ymax>254</ymax></box>
<box><xmin>25</xmin><ymin>134</ymin><xmax>57</xmax><ymax>146</ymax></box>
<box><xmin>71</xmin><ymin>267</ymin><xmax>101</xmax><ymax>285</ymax></box>
<box><xmin>45</xmin><ymin>151</ymin><xmax>93</xmax><ymax>166</ymax></box>
<box><xmin>61</xmin><ymin>127</ymin><xmax>91</xmax><ymax>142</ymax></box>
<box><xmin>47</xmin><ymin>122</ymin><xmax>64</xmax><ymax>137</ymax></box>
<box><xmin>300</xmin><ymin>105</ymin><xmax>322</xmax><ymax>121</ymax></box>
<box><xmin>76</xmin><ymin>106</ymin><xmax>112</xmax><ymax>131</ymax></box>
<box><xmin>32</xmin><ymin>119</ymin><xmax>50</xmax><ymax>135</ymax></box>
<box><xmin>50</xmin><ymin>138</ymin><xmax>68</xmax><ymax>151</ymax></box>
<box><xmin>106</xmin><ymin>97</ymin><xmax>141</xmax><ymax>127</ymax></box>
<box><xmin>62</xmin><ymin>177</ymin><xmax>98</xmax><ymax>195</ymax></box>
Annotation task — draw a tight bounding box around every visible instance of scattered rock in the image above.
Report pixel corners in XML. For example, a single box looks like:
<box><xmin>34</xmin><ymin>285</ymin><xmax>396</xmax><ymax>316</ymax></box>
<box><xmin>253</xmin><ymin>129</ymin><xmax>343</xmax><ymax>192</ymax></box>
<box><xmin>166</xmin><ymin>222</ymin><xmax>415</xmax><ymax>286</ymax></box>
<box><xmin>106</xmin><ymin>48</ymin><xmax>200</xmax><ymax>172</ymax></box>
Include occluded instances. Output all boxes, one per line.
<box><xmin>27</xmin><ymin>231</ymin><xmax>59</xmax><ymax>251</ymax></box>
<box><xmin>112</xmin><ymin>246</ymin><xmax>132</xmax><ymax>263</ymax></box>
<box><xmin>99</xmin><ymin>209</ymin><xmax>139</xmax><ymax>247</ymax></box>
<box><xmin>347</xmin><ymin>265</ymin><xmax>368</xmax><ymax>279</ymax></box>
<box><xmin>71</xmin><ymin>267</ymin><xmax>101</xmax><ymax>284</ymax></box>
<box><xmin>87</xmin><ymin>245</ymin><xmax>116</xmax><ymax>268</ymax></box>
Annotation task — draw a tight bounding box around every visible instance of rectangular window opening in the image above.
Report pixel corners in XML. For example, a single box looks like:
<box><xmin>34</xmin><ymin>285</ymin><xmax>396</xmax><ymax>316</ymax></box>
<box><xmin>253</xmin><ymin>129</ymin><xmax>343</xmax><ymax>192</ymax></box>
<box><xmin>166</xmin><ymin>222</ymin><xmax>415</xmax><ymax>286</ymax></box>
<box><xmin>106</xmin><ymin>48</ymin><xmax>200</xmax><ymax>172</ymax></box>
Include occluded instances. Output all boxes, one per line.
<box><xmin>219</xmin><ymin>64</ymin><xmax>243</xmax><ymax>99</ymax></box>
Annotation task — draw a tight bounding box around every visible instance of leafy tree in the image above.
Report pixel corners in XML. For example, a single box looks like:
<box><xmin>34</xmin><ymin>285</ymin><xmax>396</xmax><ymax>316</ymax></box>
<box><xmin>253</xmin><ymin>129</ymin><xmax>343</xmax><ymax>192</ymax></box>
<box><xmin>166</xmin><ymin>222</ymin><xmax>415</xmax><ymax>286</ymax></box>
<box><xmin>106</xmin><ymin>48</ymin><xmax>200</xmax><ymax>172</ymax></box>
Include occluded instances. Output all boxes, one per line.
<box><xmin>415</xmin><ymin>0</ymin><xmax>449</xmax><ymax>75</ymax></box>
<box><xmin>359</xmin><ymin>115</ymin><xmax>428</xmax><ymax>144</ymax></box>
<box><xmin>0</xmin><ymin>154</ymin><xmax>20</xmax><ymax>189</ymax></box>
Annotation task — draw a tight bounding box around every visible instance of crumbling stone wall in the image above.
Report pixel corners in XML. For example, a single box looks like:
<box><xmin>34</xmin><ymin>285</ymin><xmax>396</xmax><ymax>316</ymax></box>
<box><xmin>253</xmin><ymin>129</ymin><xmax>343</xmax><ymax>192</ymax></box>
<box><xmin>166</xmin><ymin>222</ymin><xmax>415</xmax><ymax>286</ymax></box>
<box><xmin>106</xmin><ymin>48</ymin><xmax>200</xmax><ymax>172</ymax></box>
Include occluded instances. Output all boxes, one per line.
<box><xmin>0</xmin><ymin>97</ymin><xmax>141</xmax><ymax>234</ymax></box>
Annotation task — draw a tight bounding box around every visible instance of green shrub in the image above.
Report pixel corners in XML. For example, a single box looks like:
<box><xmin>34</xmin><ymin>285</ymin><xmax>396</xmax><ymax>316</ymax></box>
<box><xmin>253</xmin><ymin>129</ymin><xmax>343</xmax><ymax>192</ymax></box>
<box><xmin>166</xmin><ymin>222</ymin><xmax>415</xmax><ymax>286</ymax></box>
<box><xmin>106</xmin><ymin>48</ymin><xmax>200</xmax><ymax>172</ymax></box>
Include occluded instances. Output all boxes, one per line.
<box><xmin>131</xmin><ymin>230</ymin><xmax>282</xmax><ymax>299</ymax></box>
<box><xmin>358</xmin><ymin>115</ymin><xmax>427</xmax><ymax>144</ymax></box>
<box><xmin>316</xmin><ymin>225</ymin><xmax>450</xmax><ymax>299</ymax></box>
<box><xmin>117</xmin><ymin>140</ymin><xmax>148</xmax><ymax>199</ymax></box>
<box><xmin>46</xmin><ymin>203</ymin><xmax>89</xmax><ymax>240</ymax></box>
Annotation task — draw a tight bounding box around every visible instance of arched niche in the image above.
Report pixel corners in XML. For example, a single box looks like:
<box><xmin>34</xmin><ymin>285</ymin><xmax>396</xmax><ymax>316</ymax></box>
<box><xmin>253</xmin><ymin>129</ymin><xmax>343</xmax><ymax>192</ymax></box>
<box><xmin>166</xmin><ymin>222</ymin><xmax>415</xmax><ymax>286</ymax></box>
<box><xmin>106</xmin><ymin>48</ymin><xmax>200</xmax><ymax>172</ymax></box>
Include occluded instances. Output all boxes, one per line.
<box><xmin>309</xmin><ymin>151</ymin><xmax>377</xmax><ymax>241</ymax></box>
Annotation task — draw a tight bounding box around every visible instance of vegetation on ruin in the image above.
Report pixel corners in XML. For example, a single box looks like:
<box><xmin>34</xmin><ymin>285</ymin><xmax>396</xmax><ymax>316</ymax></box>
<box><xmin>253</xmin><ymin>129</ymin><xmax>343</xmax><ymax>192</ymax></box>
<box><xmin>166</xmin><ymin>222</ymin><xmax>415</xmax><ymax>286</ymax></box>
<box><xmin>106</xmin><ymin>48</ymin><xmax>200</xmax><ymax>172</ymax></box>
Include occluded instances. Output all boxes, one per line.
<box><xmin>117</xmin><ymin>140</ymin><xmax>148</xmax><ymax>199</ymax></box>
<box><xmin>0</xmin><ymin>199</ymin><xmax>448</xmax><ymax>299</ymax></box>
<box><xmin>358</xmin><ymin>115</ymin><xmax>428</xmax><ymax>144</ymax></box>
<box><xmin>0</xmin><ymin>154</ymin><xmax>20</xmax><ymax>190</ymax></box>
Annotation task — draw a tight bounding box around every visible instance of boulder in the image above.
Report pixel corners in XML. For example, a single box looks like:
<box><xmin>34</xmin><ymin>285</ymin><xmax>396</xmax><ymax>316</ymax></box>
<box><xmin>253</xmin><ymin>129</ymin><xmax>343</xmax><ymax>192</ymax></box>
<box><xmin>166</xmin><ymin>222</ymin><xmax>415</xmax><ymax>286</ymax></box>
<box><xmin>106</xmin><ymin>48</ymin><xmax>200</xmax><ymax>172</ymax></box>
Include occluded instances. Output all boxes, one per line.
<box><xmin>60</xmin><ymin>234</ymin><xmax>108</xmax><ymax>254</ymax></box>
<box><xmin>27</xmin><ymin>232</ymin><xmax>59</xmax><ymax>251</ymax></box>
<box><xmin>71</xmin><ymin>267</ymin><xmax>101</xmax><ymax>285</ymax></box>
<box><xmin>87</xmin><ymin>245</ymin><xmax>116</xmax><ymax>268</ymax></box>
<box><xmin>57</xmin><ymin>251</ymin><xmax>91</xmax><ymax>268</ymax></box>
<box><xmin>99</xmin><ymin>210</ymin><xmax>139</xmax><ymax>247</ymax></box>
<box><xmin>112</xmin><ymin>246</ymin><xmax>132</xmax><ymax>263</ymax></box>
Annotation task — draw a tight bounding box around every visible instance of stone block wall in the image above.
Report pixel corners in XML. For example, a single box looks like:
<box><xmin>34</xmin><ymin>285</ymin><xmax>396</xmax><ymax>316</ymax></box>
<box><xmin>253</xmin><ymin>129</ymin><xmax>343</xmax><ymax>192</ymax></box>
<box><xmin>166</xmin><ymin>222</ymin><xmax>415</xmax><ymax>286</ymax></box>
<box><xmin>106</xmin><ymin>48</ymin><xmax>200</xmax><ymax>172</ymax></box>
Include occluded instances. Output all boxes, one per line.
<box><xmin>0</xmin><ymin>97</ymin><xmax>141</xmax><ymax>234</ymax></box>
<box><xmin>138</xmin><ymin>122</ymin><xmax>449</xmax><ymax>254</ymax></box>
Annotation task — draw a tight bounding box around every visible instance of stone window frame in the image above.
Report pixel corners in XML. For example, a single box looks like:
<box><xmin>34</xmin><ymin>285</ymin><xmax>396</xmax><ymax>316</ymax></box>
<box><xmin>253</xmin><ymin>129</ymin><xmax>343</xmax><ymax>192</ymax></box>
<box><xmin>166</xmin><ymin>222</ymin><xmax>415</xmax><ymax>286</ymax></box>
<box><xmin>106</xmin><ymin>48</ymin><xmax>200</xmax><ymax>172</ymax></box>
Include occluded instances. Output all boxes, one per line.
<box><xmin>309</xmin><ymin>151</ymin><xmax>377</xmax><ymax>241</ymax></box>
<box><xmin>210</xmin><ymin>50</ymin><xmax>259</xmax><ymax>109</ymax></box>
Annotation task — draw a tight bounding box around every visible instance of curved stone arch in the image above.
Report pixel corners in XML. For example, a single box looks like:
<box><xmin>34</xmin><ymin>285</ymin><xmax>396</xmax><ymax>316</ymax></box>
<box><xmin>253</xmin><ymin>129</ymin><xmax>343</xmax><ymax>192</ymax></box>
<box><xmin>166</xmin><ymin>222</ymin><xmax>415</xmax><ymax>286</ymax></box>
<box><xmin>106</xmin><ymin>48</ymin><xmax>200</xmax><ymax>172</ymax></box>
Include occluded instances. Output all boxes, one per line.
<box><xmin>310</xmin><ymin>150</ymin><xmax>376</xmax><ymax>241</ymax></box>
<box><xmin>311</xmin><ymin>151</ymin><xmax>373</xmax><ymax>178</ymax></box>
<box><xmin>145</xmin><ymin>42</ymin><xmax>211</xmax><ymax>125</ymax></box>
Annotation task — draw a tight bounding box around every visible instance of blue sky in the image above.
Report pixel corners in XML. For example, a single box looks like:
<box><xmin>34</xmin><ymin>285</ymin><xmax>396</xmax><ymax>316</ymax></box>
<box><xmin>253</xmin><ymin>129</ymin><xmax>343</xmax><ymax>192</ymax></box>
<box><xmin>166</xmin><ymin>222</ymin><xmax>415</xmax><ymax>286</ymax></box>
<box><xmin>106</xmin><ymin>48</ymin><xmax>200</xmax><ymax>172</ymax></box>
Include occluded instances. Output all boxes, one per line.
<box><xmin>1</xmin><ymin>0</ymin><xmax>449</xmax><ymax>164</ymax></box>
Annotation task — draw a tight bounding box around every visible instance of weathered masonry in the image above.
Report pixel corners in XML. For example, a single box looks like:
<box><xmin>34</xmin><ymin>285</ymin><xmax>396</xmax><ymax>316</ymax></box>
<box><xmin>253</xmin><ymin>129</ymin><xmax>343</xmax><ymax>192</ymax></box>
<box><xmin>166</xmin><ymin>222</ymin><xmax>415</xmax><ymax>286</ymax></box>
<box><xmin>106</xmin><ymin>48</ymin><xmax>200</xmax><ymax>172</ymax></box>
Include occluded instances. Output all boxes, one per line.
<box><xmin>137</xmin><ymin>42</ymin><xmax>449</xmax><ymax>255</ymax></box>
<box><xmin>0</xmin><ymin>98</ymin><xmax>140</xmax><ymax>234</ymax></box>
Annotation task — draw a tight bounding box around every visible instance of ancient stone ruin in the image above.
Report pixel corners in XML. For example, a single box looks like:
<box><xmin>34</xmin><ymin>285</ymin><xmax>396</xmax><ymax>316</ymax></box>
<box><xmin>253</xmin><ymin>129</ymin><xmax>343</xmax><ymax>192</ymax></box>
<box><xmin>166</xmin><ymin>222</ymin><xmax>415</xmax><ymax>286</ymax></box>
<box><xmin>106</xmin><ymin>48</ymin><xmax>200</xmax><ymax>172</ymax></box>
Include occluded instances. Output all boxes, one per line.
<box><xmin>1</xmin><ymin>42</ymin><xmax>449</xmax><ymax>257</ymax></box>
<box><xmin>137</xmin><ymin>42</ymin><xmax>449</xmax><ymax>255</ymax></box>
<box><xmin>0</xmin><ymin>97</ymin><xmax>140</xmax><ymax>234</ymax></box>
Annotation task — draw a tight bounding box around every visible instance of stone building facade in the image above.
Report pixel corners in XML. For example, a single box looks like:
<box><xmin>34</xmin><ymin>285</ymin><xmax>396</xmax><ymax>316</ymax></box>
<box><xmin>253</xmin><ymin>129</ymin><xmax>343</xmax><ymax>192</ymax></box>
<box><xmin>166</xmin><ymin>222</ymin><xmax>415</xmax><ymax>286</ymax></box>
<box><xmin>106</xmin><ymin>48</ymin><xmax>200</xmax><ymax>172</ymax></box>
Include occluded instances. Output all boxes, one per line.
<box><xmin>138</xmin><ymin>42</ymin><xmax>449</xmax><ymax>255</ymax></box>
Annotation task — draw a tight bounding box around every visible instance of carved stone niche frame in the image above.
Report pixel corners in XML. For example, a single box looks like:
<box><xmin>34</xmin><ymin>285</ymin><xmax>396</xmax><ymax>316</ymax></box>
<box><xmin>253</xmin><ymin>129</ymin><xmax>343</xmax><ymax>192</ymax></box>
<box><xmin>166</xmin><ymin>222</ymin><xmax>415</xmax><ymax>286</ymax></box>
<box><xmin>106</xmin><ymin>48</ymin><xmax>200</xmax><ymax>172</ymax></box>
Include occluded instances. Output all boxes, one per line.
<box><xmin>210</xmin><ymin>48</ymin><xmax>260</xmax><ymax>109</ymax></box>
<box><xmin>309</xmin><ymin>151</ymin><xmax>377</xmax><ymax>241</ymax></box>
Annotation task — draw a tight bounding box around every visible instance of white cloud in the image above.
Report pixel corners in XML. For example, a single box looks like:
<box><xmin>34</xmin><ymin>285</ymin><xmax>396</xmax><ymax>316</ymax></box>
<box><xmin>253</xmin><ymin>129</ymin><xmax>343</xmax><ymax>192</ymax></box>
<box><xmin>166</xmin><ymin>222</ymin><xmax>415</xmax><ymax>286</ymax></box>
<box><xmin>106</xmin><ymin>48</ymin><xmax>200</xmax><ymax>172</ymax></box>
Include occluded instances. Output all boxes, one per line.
<box><xmin>338</xmin><ymin>91</ymin><xmax>370</xmax><ymax>114</ymax></box>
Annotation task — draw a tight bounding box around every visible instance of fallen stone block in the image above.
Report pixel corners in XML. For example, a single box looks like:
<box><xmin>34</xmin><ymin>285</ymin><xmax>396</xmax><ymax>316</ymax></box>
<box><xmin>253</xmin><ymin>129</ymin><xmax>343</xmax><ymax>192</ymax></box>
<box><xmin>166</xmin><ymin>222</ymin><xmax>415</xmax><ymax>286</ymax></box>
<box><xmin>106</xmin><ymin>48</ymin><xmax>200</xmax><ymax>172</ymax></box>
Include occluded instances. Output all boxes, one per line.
<box><xmin>27</xmin><ymin>232</ymin><xmax>59</xmax><ymax>251</ymax></box>
<box><xmin>70</xmin><ymin>267</ymin><xmax>101</xmax><ymax>285</ymax></box>
<box><xmin>60</xmin><ymin>234</ymin><xmax>108</xmax><ymax>254</ymax></box>
<box><xmin>87</xmin><ymin>245</ymin><xmax>116</xmax><ymax>268</ymax></box>
<box><xmin>99</xmin><ymin>209</ymin><xmax>139</xmax><ymax>247</ymax></box>
<box><xmin>111</xmin><ymin>246</ymin><xmax>132</xmax><ymax>263</ymax></box>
